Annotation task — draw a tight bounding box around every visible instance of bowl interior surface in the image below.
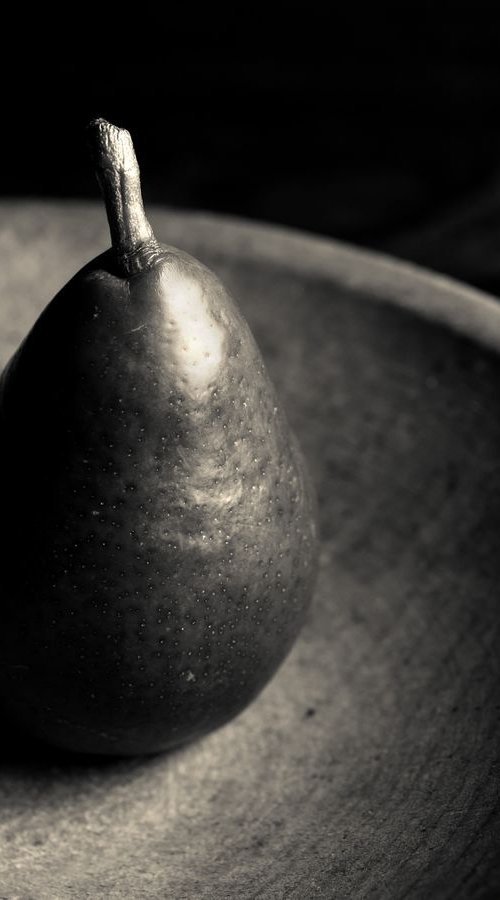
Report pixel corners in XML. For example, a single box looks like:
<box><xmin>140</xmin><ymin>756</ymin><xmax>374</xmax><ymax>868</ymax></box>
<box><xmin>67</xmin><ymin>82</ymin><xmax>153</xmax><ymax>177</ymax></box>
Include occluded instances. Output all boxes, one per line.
<box><xmin>0</xmin><ymin>202</ymin><xmax>498</xmax><ymax>899</ymax></box>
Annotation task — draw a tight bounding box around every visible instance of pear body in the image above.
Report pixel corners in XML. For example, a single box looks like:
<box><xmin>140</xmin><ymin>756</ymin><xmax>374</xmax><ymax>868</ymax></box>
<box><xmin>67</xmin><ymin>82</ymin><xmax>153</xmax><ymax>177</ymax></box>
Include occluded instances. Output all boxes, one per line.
<box><xmin>0</xmin><ymin>245</ymin><xmax>317</xmax><ymax>755</ymax></box>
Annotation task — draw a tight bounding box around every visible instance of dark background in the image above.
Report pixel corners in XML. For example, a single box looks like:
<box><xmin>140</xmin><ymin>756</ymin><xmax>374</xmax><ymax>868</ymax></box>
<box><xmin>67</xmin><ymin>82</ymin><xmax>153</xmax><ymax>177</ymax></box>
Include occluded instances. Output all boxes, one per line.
<box><xmin>3</xmin><ymin>8</ymin><xmax>500</xmax><ymax>294</ymax></box>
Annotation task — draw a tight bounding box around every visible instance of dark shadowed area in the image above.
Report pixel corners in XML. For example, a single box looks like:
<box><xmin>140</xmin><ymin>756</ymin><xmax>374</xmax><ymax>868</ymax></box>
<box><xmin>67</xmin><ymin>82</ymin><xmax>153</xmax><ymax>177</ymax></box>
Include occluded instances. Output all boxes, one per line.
<box><xmin>2</xmin><ymin>9</ymin><xmax>500</xmax><ymax>293</ymax></box>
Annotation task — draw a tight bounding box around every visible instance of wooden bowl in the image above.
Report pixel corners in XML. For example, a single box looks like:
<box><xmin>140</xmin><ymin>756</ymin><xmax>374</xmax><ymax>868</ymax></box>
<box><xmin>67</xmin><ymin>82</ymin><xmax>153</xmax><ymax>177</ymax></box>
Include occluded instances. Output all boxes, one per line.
<box><xmin>0</xmin><ymin>202</ymin><xmax>498</xmax><ymax>898</ymax></box>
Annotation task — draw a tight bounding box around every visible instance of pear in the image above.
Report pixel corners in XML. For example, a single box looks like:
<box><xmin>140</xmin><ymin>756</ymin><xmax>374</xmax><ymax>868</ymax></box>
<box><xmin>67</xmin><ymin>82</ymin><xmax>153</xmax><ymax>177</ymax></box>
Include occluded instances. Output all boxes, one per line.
<box><xmin>0</xmin><ymin>120</ymin><xmax>318</xmax><ymax>755</ymax></box>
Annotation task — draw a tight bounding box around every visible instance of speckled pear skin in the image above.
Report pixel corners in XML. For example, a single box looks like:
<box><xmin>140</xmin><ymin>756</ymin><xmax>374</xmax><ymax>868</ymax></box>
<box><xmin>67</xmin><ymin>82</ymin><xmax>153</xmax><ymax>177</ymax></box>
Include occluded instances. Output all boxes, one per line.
<box><xmin>0</xmin><ymin>244</ymin><xmax>318</xmax><ymax>755</ymax></box>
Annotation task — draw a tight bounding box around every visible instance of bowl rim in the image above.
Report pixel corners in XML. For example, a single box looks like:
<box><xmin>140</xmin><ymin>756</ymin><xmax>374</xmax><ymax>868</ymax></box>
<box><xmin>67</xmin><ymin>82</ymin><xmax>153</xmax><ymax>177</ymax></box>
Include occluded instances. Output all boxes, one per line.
<box><xmin>156</xmin><ymin>207</ymin><xmax>500</xmax><ymax>355</ymax></box>
<box><xmin>4</xmin><ymin>199</ymin><xmax>500</xmax><ymax>355</ymax></box>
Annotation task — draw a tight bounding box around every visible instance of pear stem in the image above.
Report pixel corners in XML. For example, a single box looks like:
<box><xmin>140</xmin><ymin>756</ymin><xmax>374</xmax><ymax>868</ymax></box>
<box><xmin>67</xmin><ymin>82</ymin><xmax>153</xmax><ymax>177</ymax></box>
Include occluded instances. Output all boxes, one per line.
<box><xmin>87</xmin><ymin>119</ymin><xmax>159</xmax><ymax>276</ymax></box>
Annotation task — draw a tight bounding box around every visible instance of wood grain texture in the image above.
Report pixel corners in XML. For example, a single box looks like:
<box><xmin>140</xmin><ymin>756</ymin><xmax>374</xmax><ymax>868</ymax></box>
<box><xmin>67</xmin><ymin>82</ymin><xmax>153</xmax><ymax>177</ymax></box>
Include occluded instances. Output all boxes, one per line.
<box><xmin>0</xmin><ymin>202</ymin><xmax>498</xmax><ymax>899</ymax></box>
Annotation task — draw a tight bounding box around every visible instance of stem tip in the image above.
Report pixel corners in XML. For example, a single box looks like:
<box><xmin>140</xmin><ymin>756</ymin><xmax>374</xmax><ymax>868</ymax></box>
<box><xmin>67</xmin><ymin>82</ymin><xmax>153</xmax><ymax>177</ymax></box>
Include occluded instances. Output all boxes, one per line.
<box><xmin>87</xmin><ymin>118</ymin><xmax>137</xmax><ymax>174</ymax></box>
